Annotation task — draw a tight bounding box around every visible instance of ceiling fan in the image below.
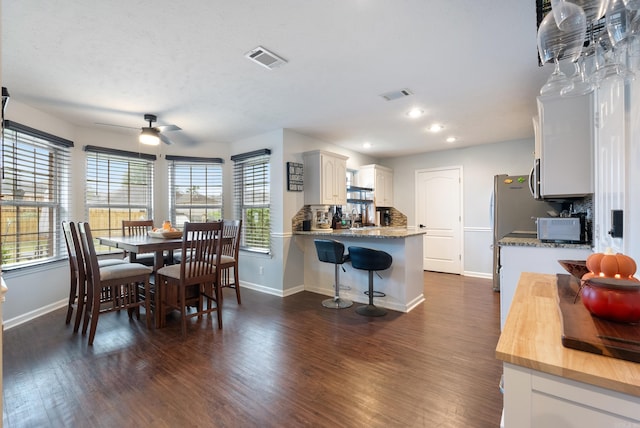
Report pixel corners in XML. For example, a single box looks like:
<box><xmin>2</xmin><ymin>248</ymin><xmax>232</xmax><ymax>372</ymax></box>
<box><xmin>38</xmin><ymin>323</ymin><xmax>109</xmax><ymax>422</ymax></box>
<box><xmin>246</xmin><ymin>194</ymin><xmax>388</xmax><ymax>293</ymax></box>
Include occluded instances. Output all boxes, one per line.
<box><xmin>97</xmin><ymin>113</ymin><xmax>182</xmax><ymax>145</ymax></box>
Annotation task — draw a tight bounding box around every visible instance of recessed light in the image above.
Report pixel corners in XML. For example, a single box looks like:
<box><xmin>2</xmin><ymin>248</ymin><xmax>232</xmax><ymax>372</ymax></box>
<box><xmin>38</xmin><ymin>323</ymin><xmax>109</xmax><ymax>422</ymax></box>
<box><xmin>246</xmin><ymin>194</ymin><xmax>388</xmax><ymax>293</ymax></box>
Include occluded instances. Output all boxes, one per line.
<box><xmin>363</xmin><ymin>142</ymin><xmax>372</xmax><ymax>149</ymax></box>
<box><xmin>407</xmin><ymin>108</ymin><xmax>424</xmax><ymax>118</ymax></box>
<box><xmin>429</xmin><ymin>124</ymin><xmax>443</xmax><ymax>132</ymax></box>
<box><xmin>446</xmin><ymin>136</ymin><xmax>457</xmax><ymax>143</ymax></box>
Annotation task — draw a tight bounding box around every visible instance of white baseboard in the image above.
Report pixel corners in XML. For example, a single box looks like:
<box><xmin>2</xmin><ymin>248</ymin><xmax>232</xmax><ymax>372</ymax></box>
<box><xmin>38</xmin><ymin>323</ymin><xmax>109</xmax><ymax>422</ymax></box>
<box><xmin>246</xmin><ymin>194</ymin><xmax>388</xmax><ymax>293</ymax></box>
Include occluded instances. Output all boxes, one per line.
<box><xmin>5</xmin><ymin>298</ymin><xmax>67</xmax><ymax>330</ymax></box>
<box><xmin>463</xmin><ymin>271</ymin><xmax>493</xmax><ymax>279</ymax></box>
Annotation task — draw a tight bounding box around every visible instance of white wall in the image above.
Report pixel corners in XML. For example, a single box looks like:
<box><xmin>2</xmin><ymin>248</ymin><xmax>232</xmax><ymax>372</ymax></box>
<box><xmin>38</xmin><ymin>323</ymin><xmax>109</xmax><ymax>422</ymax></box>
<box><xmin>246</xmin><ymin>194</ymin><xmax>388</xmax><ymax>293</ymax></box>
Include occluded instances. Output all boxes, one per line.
<box><xmin>382</xmin><ymin>139</ymin><xmax>536</xmax><ymax>277</ymax></box>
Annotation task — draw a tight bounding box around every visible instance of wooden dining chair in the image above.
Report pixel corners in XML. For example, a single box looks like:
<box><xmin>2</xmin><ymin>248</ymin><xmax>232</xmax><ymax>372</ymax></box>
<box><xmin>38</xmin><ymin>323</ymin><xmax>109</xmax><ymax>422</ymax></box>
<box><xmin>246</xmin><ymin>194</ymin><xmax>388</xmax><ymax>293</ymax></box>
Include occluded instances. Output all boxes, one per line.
<box><xmin>63</xmin><ymin>221</ymin><xmax>126</xmax><ymax>332</ymax></box>
<box><xmin>155</xmin><ymin>221</ymin><xmax>224</xmax><ymax>337</ymax></box>
<box><xmin>220</xmin><ymin>219</ymin><xmax>242</xmax><ymax>304</ymax></box>
<box><xmin>121</xmin><ymin>219</ymin><xmax>156</xmax><ymax>266</ymax></box>
<box><xmin>78</xmin><ymin>222</ymin><xmax>153</xmax><ymax>345</ymax></box>
<box><xmin>62</xmin><ymin>221</ymin><xmax>86</xmax><ymax>332</ymax></box>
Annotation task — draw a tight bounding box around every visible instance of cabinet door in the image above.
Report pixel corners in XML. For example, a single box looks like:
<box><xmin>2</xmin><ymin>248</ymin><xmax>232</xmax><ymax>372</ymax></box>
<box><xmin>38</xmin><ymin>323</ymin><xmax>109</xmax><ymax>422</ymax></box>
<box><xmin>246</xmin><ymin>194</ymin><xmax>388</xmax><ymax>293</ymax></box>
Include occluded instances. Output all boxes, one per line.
<box><xmin>321</xmin><ymin>155</ymin><xmax>336</xmax><ymax>205</ymax></box>
<box><xmin>334</xmin><ymin>157</ymin><xmax>347</xmax><ymax>205</ymax></box>
<box><xmin>377</xmin><ymin>168</ymin><xmax>393</xmax><ymax>206</ymax></box>
<box><xmin>538</xmin><ymin>93</ymin><xmax>594</xmax><ymax>197</ymax></box>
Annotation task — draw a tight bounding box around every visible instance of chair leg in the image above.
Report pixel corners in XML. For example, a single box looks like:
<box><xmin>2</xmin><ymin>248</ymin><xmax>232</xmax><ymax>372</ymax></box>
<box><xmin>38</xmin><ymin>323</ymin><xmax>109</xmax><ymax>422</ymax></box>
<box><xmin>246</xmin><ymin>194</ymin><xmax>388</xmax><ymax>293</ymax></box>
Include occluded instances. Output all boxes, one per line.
<box><xmin>355</xmin><ymin>271</ymin><xmax>386</xmax><ymax>317</ymax></box>
<box><xmin>215</xmin><ymin>283</ymin><xmax>223</xmax><ymax>329</ymax></box>
<box><xmin>144</xmin><ymin>279</ymin><xmax>151</xmax><ymax>329</ymax></box>
<box><xmin>88</xmin><ymin>289</ymin><xmax>102</xmax><ymax>345</ymax></box>
<box><xmin>233</xmin><ymin>267</ymin><xmax>241</xmax><ymax>304</ymax></box>
<box><xmin>73</xmin><ymin>278</ymin><xmax>85</xmax><ymax>333</ymax></box>
<box><xmin>66</xmin><ymin>272</ymin><xmax>77</xmax><ymax>324</ymax></box>
<box><xmin>179</xmin><ymin>284</ymin><xmax>187</xmax><ymax>338</ymax></box>
<box><xmin>322</xmin><ymin>264</ymin><xmax>353</xmax><ymax>309</ymax></box>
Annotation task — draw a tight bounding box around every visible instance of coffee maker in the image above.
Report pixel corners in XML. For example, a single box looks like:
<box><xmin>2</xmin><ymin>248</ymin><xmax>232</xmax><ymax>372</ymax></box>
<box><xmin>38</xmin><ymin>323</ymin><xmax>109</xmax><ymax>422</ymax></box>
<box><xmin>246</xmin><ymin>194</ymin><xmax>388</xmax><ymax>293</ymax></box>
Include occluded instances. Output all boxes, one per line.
<box><xmin>310</xmin><ymin>205</ymin><xmax>331</xmax><ymax>230</ymax></box>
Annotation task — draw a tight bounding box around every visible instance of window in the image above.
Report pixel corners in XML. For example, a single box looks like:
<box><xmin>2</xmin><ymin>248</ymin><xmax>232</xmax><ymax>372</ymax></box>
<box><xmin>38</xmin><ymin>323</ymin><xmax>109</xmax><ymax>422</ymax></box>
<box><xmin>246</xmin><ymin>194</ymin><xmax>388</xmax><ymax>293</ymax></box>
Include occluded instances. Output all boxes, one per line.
<box><xmin>231</xmin><ymin>149</ymin><xmax>271</xmax><ymax>253</ymax></box>
<box><xmin>0</xmin><ymin>121</ymin><xmax>73</xmax><ymax>268</ymax></box>
<box><xmin>84</xmin><ymin>146</ymin><xmax>155</xmax><ymax>247</ymax></box>
<box><xmin>167</xmin><ymin>155</ymin><xmax>224</xmax><ymax>228</ymax></box>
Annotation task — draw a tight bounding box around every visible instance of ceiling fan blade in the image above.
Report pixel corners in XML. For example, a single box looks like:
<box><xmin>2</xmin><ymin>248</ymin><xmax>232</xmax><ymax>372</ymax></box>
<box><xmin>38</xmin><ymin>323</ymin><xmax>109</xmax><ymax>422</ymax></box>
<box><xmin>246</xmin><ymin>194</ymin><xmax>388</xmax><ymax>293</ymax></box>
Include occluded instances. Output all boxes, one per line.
<box><xmin>159</xmin><ymin>133</ymin><xmax>174</xmax><ymax>145</ymax></box>
<box><xmin>155</xmin><ymin>124</ymin><xmax>181</xmax><ymax>132</ymax></box>
<box><xmin>95</xmin><ymin>122</ymin><xmax>139</xmax><ymax>130</ymax></box>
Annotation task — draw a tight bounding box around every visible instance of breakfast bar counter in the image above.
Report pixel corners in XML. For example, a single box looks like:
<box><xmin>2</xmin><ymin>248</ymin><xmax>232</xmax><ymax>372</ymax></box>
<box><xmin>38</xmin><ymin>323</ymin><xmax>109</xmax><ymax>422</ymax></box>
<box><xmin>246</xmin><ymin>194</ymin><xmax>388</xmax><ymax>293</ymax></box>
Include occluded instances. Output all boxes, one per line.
<box><xmin>496</xmin><ymin>272</ymin><xmax>640</xmax><ymax>427</ymax></box>
<box><xmin>294</xmin><ymin>227</ymin><xmax>426</xmax><ymax>312</ymax></box>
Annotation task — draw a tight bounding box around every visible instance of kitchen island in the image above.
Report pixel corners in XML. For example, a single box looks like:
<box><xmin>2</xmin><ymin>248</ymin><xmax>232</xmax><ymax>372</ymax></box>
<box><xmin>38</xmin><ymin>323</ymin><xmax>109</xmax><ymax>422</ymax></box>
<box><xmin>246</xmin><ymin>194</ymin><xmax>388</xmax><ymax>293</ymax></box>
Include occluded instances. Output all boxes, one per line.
<box><xmin>497</xmin><ymin>236</ymin><xmax>592</xmax><ymax>330</ymax></box>
<box><xmin>496</xmin><ymin>272</ymin><xmax>640</xmax><ymax>427</ymax></box>
<box><xmin>295</xmin><ymin>227</ymin><xmax>426</xmax><ymax>312</ymax></box>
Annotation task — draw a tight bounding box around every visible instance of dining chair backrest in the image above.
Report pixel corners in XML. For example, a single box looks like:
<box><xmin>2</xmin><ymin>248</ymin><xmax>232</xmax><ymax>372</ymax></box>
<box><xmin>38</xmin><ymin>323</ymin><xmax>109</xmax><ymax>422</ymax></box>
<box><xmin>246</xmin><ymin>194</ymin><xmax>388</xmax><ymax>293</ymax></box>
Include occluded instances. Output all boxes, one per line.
<box><xmin>122</xmin><ymin>219</ymin><xmax>154</xmax><ymax>237</ymax></box>
<box><xmin>62</xmin><ymin>221</ymin><xmax>84</xmax><ymax>285</ymax></box>
<box><xmin>62</xmin><ymin>221</ymin><xmax>86</xmax><ymax>330</ymax></box>
<box><xmin>78</xmin><ymin>222</ymin><xmax>102</xmax><ymax>290</ymax></box>
<box><xmin>222</xmin><ymin>219</ymin><xmax>242</xmax><ymax>259</ymax></box>
<box><xmin>78</xmin><ymin>221</ymin><xmax>152</xmax><ymax>345</ymax></box>
<box><xmin>179</xmin><ymin>221</ymin><xmax>224</xmax><ymax>284</ymax></box>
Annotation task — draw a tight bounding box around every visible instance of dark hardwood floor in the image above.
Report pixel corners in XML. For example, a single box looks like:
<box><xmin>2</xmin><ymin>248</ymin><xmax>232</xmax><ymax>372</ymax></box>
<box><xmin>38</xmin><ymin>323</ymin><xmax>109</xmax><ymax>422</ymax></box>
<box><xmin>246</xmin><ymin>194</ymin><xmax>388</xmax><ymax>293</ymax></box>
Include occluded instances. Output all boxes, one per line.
<box><xmin>3</xmin><ymin>271</ymin><xmax>503</xmax><ymax>427</ymax></box>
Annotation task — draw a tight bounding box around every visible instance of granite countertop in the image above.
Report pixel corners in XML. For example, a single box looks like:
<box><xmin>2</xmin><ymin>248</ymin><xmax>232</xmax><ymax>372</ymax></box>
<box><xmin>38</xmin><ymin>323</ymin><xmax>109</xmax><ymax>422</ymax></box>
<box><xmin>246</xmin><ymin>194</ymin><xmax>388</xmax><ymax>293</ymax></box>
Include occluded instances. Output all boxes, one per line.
<box><xmin>294</xmin><ymin>226</ymin><xmax>426</xmax><ymax>239</ymax></box>
<box><xmin>496</xmin><ymin>272</ymin><xmax>640</xmax><ymax>397</ymax></box>
<box><xmin>498</xmin><ymin>236</ymin><xmax>592</xmax><ymax>250</ymax></box>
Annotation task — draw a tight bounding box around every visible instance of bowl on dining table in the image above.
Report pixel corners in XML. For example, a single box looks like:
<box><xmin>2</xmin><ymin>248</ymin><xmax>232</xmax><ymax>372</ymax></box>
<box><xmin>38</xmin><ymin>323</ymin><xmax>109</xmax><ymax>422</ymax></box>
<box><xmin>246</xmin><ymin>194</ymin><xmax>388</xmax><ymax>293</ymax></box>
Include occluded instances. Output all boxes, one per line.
<box><xmin>148</xmin><ymin>230</ymin><xmax>183</xmax><ymax>239</ymax></box>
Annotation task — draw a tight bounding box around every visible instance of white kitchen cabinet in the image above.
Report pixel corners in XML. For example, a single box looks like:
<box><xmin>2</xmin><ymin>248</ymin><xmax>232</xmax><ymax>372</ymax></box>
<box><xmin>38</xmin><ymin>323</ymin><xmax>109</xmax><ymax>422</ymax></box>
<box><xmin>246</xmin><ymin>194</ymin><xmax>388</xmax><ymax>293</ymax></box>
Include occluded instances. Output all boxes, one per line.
<box><xmin>358</xmin><ymin>164</ymin><xmax>393</xmax><ymax>207</ymax></box>
<box><xmin>537</xmin><ymin>92</ymin><xmax>595</xmax><ymax>198</ymax></box>
<box><xmin>303</xmin><ymin>150</ymin><xmax>348</xmax><ymax>206</ymax></box>
<box><xmin>504</xmin><ymin>363</ymin><xmax>640</xmax><ymax>428</ymax></box>
<box><xmin>498</xmin><ymin>244</ymin><xmax>591</xmax><ymax>330</ymax></box>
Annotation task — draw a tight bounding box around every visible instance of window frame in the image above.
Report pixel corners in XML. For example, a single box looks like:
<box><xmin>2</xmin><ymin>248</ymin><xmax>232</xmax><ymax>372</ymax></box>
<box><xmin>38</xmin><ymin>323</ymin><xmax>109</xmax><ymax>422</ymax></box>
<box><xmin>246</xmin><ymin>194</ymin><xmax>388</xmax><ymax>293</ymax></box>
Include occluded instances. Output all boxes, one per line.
<box><xmin>167</xmin><ymin>155</ymin><xmax>224</xmax><ymax>228</ymax></box>
<box><xmin>231</xmin><ymin>149</ymin><xmax>271</xmax><ymax>254</ymax></box>
<box><xmin>84</xmin><ymin>145</ymin><xmax>156</xmax><ymax>250</ymax></box>
<box><xmin>0</xmin><ymin>120</ymin><xmax>73</xmax><ymax>270</ymax></box>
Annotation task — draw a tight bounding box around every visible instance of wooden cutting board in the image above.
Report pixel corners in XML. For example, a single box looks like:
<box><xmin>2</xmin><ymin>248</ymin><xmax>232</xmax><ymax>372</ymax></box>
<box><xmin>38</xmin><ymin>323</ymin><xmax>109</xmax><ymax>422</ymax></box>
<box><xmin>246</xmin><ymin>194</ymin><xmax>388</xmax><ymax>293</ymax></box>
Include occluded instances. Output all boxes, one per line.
<box><xmin>557</xmin><ymin>274</ymin><xmax>640</xmax><ymax>363</ymax></box>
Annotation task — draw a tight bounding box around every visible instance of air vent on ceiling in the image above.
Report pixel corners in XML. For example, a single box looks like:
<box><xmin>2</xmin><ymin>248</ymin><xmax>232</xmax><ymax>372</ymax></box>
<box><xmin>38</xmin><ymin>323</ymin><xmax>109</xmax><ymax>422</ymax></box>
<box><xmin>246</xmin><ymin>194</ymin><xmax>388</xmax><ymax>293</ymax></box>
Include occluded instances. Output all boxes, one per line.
<box><xmin>379</xmin><ymin>88</ymin><xmax>413</xmax><ymax>101</ymax></box>
<box><xmin>245</xmin><ymin>46</ymin><xmax>288</xmax><ymax>69</ymax></box>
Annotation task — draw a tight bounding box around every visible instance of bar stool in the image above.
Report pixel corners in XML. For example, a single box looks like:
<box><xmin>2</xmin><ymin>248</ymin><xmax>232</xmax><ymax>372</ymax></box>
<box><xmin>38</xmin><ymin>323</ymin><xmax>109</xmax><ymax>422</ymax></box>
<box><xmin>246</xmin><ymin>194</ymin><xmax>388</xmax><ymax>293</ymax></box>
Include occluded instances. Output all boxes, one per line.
<box><xmin>348</xmin><ymin>246</ymin><xmax>393</xmax><ymax>317</ymax></box>
<box><xmin>314</xmin><ymin>239</ymin><xmax>353</xmax><ymax>309</ymax></box>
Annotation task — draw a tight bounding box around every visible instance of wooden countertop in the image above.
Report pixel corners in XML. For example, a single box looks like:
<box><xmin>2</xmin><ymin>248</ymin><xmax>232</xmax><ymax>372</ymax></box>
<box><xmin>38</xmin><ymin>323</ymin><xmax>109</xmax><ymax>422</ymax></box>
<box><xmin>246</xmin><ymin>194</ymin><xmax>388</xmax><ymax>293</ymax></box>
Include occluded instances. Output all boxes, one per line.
<box><xmin>294</xmin><ymin>227</ymin><xmax>426</xmax><ymax>239</ymax></box>
<box><xmin>496</xmin><ymin>272</ymin><xmax>640</xmax><ymax>397</ymax></box>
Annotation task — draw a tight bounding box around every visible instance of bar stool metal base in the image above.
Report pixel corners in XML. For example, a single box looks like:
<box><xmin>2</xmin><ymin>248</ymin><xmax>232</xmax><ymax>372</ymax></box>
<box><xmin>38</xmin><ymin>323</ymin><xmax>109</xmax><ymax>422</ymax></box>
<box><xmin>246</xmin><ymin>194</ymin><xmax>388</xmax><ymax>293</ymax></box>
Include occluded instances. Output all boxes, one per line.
<box><xmin>322</xmin><ymin>296</ymin><xmax>353</xmax><ymax>309</ymax></box>
<box><xmin>355</xmin><ymin>304</ymin><xmax>387</xmax><ymax>317</ymax></box>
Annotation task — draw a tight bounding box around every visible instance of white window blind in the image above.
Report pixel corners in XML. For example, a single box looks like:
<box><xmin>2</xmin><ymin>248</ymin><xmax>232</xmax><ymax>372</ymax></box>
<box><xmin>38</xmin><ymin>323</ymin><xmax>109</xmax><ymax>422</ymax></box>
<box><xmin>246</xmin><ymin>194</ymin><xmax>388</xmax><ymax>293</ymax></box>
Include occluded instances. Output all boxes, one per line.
<box><xmin>231</xmin><ymin>149</ymin><xmax>271</xmax><ymax>253</ymax></box>
<box><xmin>0</xmin><ymin>121</ymin><xmax>73</xmax><ymax>268</ymax></box>
<box><xmin>84</xmin><ymin>146</ymin><xmax>155</xmax><ymax>245</ymax></box>
<box><xmin>167</xmin><ymin>155</ymin><xmax>224</xmax><ymax>228</ymax></box>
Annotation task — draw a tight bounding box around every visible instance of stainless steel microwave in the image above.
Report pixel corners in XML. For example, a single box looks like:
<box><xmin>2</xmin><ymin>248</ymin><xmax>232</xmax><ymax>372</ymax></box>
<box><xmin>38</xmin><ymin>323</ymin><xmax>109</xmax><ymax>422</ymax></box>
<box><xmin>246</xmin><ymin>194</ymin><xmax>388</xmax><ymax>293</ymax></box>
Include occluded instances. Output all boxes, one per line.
<box><xmin>536</xmin><ymin>217</ymin><xmax>583</xmax><ymax>243</ymax></box>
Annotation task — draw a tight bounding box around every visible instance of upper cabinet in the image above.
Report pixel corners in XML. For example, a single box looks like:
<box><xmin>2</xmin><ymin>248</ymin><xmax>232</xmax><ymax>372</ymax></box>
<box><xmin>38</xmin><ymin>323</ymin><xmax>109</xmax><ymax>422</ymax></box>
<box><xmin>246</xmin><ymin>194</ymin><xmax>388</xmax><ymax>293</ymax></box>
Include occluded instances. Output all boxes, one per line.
<box><xmin>303</xmin><ymin>150</ymin><xmax>348</xmax><ymax>206</ymax></box>
<box><xmin>537</xmin><ymin>93</ymin><xmax>595</xmax><ymax>198</ymax></box>
<box><xmin>358</xmin><ymin>164</ymin><xmax>393</xmax><ymax>207</ymax></box>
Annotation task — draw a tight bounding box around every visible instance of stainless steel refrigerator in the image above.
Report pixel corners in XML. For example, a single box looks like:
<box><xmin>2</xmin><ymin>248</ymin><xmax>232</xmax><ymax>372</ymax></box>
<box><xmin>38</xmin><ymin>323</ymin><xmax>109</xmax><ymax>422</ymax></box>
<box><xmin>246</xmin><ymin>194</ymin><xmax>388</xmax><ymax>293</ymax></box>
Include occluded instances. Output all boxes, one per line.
<box><xmin>492</xmin><ymin>174</ymin><xmax>558</xmax><ymax>291</ymax></box>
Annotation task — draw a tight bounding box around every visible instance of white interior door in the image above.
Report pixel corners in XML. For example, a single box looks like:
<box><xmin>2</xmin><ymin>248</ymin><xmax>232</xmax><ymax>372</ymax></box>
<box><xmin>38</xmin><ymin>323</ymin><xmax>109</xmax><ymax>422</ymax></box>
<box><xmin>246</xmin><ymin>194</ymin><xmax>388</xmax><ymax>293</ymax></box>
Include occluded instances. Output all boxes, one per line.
<box><xmin>416</xmin><ymin>167</ymin><xmax>462</xmax><ymax>274</ymax></box>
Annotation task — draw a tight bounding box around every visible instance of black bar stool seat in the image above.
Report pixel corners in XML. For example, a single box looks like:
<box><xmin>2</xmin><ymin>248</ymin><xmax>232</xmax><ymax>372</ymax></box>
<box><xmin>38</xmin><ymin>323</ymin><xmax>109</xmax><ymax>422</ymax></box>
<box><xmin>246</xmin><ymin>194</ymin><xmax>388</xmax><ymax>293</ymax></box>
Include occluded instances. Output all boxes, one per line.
<box><xmin>314</xmin><ymin>239</ymin><xmax>353</xmax><ymax>309</ymax></box>
<box><xmin>348</xmin><ymin>246</ymin><xmax>393</xmax><ymax>317</ymax></box>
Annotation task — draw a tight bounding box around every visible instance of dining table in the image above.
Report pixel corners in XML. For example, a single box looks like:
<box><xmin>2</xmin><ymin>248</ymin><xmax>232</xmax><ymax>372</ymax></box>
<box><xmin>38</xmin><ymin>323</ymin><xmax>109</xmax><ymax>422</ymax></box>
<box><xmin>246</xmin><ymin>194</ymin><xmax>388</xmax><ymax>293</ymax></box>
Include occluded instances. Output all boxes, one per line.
<box><xmin>98</xmin><ymin>234</ymin><xmax>183</xmax><ymax>273</ymax></box>
<box><xmin>98</xmin><ymin>234</ymin><xmax>184</xmax><ymax>328</ymax></box>
<box><xmin>98</xmin><ymin>232</ymin><xmax>232</xmax><ymax>328</ymax></box>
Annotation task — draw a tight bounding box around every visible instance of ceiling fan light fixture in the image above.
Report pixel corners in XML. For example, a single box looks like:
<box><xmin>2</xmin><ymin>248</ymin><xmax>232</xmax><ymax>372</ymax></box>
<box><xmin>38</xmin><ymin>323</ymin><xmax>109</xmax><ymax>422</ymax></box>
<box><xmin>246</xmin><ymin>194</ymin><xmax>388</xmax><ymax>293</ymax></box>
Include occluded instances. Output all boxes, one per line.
<box><xmin>139</xmin><ymin>127</ymin><xmax>160</xmax><ymax>145</ymax></box>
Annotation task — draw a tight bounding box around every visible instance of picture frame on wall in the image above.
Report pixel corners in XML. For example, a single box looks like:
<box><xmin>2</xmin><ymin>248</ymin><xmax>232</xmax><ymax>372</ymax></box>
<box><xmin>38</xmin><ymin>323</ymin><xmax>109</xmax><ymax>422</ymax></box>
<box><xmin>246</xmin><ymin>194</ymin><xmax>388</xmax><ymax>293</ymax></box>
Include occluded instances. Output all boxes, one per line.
<box><xmin>287</xmin><ymin>162</ymin><xmax>303</xmax><ymax>191</ymax></box>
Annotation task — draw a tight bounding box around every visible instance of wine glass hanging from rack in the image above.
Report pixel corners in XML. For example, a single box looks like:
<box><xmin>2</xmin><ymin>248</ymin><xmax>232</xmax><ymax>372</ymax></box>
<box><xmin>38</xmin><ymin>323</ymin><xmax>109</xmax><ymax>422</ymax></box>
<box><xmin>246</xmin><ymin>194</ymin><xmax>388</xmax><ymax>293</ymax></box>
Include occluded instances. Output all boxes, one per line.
<box><xmin>536</xmin><ymin>0</ymin><xmax>608</xmax><ymax>65</ymax></box>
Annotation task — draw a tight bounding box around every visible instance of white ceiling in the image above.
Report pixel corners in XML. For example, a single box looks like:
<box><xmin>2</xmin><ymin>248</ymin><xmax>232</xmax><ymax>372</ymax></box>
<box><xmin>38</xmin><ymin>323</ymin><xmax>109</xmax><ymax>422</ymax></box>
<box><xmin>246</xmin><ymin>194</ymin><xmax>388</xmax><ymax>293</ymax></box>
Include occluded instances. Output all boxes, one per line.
<box><xmin>2</xmin><ymin>1</ymin><xmax>551</xmax><ymax>158</ymax></box>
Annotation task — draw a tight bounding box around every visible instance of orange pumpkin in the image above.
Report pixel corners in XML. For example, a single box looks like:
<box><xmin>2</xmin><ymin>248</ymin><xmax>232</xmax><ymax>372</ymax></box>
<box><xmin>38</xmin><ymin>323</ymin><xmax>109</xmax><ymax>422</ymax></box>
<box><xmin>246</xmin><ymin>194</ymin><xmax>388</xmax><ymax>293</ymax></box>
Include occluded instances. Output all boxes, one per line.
<box><xmin>585</xmin><ymin>250</ymin><xmax>638</xmax><ymax>280</ymax></box>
